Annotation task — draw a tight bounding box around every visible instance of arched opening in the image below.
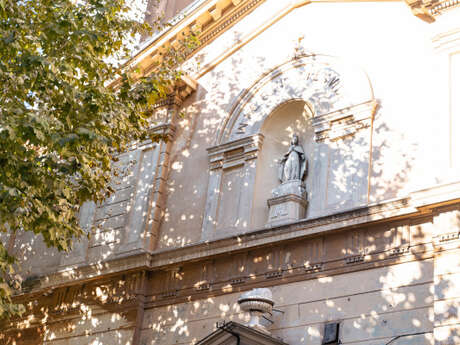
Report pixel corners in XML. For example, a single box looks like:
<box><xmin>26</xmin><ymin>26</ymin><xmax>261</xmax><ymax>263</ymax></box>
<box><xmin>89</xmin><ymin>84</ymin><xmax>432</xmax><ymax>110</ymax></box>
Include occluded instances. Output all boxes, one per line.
<box><xmin>202</xmin><ymin>55</ymin><xmax>376</xmax><ymax>239</ymax></box>
<box><xmin>251</xmin><ymin>100</ymin><xmax>314</xmax><ymax>229</ymax></box>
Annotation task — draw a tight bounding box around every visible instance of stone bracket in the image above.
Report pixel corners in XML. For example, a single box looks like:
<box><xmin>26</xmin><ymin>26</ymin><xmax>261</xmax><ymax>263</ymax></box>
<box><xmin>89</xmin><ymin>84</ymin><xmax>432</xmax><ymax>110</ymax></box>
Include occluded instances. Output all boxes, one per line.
<box><xmin>389</xmin><ymin>246</ymin><xmax>411</xmax><ymax>256</ymax></box>
<box><xmin>345</xmin><ymin>254</ymin><xmax>365</xmax><ymax>264</ymax></box>
<box><xmin>304</xmin><ymin>262</ymin><xmax>323</xmax><ymax>273</ymax></box>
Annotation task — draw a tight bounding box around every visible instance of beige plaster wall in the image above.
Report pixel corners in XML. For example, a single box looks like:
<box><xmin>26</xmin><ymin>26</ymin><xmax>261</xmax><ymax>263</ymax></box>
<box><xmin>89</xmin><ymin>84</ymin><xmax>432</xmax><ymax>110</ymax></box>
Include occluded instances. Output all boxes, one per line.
<box><xmin>10</xmin><ymin>0</ymin><xmax>457</xmax><ymax>270</ymax></box>
<box><xmin>5</xmin><ymin>3</ymin><xmax>460</xmax><ymax>345</ymax></box>
<box><xmin>8</xmin><ymin>0</ymin><xmax>460</xmax><ymax>294</ymax></box>
<box><xmin>158</xmin><ymin>91</ymin><xmax>210</xmax><ymax>248</ymax></box>
<box><xmin>159</xmin><ymin>0</ymin><xmax>450</xmax><ymax>248</ymax></box>
<box><xmin>41</xmin><ymin>308</ymin><xmax>135</xmax><ymax>345</ymax></box>
<box><xmin>8</xmin><ymin>230</ymin><xmax>61</xmax><ymax>279</ymax></box>
<box><xmin>140</xmin><ymin>259</ymin><xmax>435</xmax><ymax>344</ymax></box>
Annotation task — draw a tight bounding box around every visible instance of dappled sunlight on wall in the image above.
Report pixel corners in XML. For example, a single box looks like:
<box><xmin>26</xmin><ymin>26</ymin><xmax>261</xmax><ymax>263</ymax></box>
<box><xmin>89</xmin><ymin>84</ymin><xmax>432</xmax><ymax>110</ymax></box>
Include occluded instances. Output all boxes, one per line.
<box><xmin>252</xmin><ymin>100</ymin><xmax>313</xmax><ymax>229</ymax></box>
<box><xmin>127</xmin><ymin>258</ymin><xmax>437</xmax><ymax>345</ymax></box>
<box><xmin>369</xmin><ymin>108</ymin><xmax>417</xmax><ymax>203</ymax></box>
<box><xmin>157</xmin><ymin>96</ymin><xmax>210</xmax><ymax>249</ymax></box>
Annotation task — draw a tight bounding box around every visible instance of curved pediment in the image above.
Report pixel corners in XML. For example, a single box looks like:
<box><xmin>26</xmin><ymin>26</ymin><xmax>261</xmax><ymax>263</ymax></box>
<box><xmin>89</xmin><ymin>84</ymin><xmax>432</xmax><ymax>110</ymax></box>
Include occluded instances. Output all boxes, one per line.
<box><xmin>217</xmin><ymin>55</ymin><xmax>374</xmax><ymax>145</ymax></box>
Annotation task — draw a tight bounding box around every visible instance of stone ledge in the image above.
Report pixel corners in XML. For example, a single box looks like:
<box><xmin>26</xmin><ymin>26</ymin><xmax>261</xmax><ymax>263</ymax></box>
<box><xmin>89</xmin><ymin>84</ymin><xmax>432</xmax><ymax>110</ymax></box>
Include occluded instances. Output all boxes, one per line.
<box><xmin>16</xmin><ymin>181</ymin><xmax>460</xmax><ymax>296</ymax></box>
<box><xmin>267</xmin><ymin>194</ymin><xmax>307</xmax><ymax>207</ymax></box>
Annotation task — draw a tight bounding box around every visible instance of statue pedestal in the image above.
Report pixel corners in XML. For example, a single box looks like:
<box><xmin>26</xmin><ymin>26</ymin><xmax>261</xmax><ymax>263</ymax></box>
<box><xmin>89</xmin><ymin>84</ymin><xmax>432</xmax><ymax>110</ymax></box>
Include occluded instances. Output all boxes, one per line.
<box><xmin>266</xmin><ymin>180</ymin><xmax>307</xmax><ymax>227</ymax></box>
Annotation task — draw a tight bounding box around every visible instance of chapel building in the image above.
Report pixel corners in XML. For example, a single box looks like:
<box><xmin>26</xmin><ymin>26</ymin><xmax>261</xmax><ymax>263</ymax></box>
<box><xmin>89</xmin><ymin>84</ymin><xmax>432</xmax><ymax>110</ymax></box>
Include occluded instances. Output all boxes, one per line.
<box><xmin>3</xmin><ymin>0</ymin><xmax>460</xmax><ymax>344</ymax></box>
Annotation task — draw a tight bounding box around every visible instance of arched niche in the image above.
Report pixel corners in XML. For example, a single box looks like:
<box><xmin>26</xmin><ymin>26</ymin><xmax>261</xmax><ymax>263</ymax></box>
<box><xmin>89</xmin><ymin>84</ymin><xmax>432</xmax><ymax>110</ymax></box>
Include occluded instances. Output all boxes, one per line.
<box><xmin>216</xmin><ymin>55</ymin><xmax>375</xmax><ymax>145</ymax></box>
<box><xmin>202</xmin><ymin>55</ymin><xmax>376</xmax><ymax>240</ymax></box>
<box><xmin>251</xmin><ymin>100</ymin><xmax>314</xmax><ymax>229</ymax></box>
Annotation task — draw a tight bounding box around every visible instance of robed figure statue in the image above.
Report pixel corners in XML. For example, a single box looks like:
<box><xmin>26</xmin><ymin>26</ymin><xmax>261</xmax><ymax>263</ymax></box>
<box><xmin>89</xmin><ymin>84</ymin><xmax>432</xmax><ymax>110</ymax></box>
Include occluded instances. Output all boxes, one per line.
<box><xmin>278</xmin><ymin>134</ymin><xmax>307</xmax><ymax>183</ymax></box>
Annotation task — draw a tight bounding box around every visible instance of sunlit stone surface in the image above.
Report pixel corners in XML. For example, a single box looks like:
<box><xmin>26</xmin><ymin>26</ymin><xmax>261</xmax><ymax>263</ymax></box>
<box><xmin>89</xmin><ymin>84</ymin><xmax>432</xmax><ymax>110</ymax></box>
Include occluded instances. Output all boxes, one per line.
<box><xmin>4</xmin><ymin>1</ymin><xmax>460</xmax><ymax>345</ymax></box>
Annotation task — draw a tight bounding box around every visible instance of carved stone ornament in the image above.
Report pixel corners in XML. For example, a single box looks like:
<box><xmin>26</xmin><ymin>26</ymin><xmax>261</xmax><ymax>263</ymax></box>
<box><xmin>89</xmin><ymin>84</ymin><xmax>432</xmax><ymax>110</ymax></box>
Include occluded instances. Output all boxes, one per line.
<box><xmin>238</xmin><ymin>288</ymin><xmax>274</xmax><ymax>334</ymax></box>
<box><xmin>405</xmin><ymin>0</ymin><xmax>460</xmax><ymax>23</ymax></box>
<box><xmin>278</xmin><ymin>133</ymin><xmax>307</xmax><ymax>183</ymax></box>
<box><xmin>267</xmin><ymin>134</ymin><xmax>308</xmax><ymax>227</ymax></box>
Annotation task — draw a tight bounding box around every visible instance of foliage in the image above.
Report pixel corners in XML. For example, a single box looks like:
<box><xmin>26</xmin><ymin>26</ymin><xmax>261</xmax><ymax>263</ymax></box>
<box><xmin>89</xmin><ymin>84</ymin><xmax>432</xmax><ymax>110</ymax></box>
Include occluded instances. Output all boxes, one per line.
<box><xmin>0</xmin><ymin>0</ymin><xmax>198</xmax><ymax>318</ymax></box>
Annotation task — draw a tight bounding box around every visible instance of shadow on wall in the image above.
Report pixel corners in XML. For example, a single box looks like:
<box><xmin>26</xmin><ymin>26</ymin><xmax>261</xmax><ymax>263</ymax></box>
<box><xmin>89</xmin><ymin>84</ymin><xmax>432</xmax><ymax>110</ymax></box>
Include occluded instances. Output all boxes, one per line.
<box><xmin>157</xmin><ymin>52</ymin><xmax>271</xmax><ymax>248</ymax></box>
<box><xmin>140</xmin><ymin>211</ymin><xmax>460</xmax><ymax>345</ymax></box>
<box><xmin>0</xmin><ymin>27</ymin><xmax>435</xmax><ymax>345</ymax></box>
<box><xmin>146</xmin><ymin>52</ymin><xmax>420</xmax><ymax>247</ymax></box>
<box><xmin>370</xmin><ymin>103</ymin><xmax>418</xmax><ymax>202</ymax></box>
<box><xmin>6</xmin><ymin>218</ymin><xmax>460</xmax><ymax>345</ymax></box>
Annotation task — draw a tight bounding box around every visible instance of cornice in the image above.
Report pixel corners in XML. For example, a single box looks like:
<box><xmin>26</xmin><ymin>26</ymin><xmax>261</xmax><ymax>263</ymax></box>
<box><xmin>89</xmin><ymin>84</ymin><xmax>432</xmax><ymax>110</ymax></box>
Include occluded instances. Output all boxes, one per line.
<box><xmin>16</xmin><ymin>180</ymin><xmax>460</xmax><ymax>297</ymax></box>
<box><xmin>128</xmin><ymin>0</ymin><xmax>268</xmax><ymax>81</ymax></box>
<box><xmin>118</xmin><ymin>0</ymin><xmax>425</xmax><ymax>85</ymax></box>
<box><xmin>405</xmin><ymin>0</ymin><xmax>460</xmax><ymax>23</ymax></box>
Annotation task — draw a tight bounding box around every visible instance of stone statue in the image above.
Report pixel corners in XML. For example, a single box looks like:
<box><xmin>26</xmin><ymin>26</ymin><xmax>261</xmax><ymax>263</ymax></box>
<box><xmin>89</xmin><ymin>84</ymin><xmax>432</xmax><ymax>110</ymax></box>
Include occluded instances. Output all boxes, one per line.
<box><xmin>278</xmin><ymin>134</ymin><xmax>307</xmax><ymax>183</ymax></box>
<box><xmin>268</xmin><ymin>134</ymin><xmax>308</xmax><ymax>227</ymax></box>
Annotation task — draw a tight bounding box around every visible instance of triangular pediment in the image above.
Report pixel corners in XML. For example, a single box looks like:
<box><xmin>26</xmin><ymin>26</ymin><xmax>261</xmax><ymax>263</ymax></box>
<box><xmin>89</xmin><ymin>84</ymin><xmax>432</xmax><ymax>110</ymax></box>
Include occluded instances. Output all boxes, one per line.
<box><xmin>196</xmin><ymin>322</ymin><xmax>289</xmax><ymax>345</ymax></box>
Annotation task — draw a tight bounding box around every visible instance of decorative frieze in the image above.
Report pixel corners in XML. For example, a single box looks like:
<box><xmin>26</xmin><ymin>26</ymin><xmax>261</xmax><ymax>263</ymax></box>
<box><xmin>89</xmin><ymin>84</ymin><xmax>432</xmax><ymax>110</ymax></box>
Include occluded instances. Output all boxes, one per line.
<box><xmin>433</xmin><ymin>231</ymin><xmax>460</xmax><ymax>247</ymax></box>
<box><xmin>345</xmin><ymin>254</ymin><xmax>365</xmax><ymax>265</ymax></box>
<box><xmin>439</xmin><ymin>232</ymin><xmax>460</xmax><ymax>242</ymax></box>
<box><xmin>430</xmin><ymin>0</ymin><xmax>460</xmax><ymax>15</ymax></box>
<box><xmin>200</xmin><ymin>0</ymin><xmax>265</xmax><ymax>47</ymax></box>
<box><xmin>389</xmin><ymin>246</ymin><xmax>411</xmax><ymax>256</ymax></box>
<box><xmin>127</xmin><ymin>0</ymin><xmax>267</xmax><ymax>82</ymax></box>
<box><xmin>230</xmin><ymin>277</ymin><xmax>247</xmax><ymax>285</ymax></box>
<box><xmin>194</xmin><ymin>282</ymin><xmax>211</xmax><ymax>291</ymax></box>
<box><xmin>304</xmin><ymin>262</ymin><xmax>323</xmax><ymax>273</ymax></box>
<box><xmin>147</xmin><ymin>217</ymin><xmax>432</xmax><ymax>303</ymax></box>
<box><xmin>161</xmin><ymin>290</ymin><xmax>178</xmax><ymax>299</ymax></box>
<box><xmin>264</xmin><ymin>271</ymin><xmax>283</xmax><ymax>279</ymax></box>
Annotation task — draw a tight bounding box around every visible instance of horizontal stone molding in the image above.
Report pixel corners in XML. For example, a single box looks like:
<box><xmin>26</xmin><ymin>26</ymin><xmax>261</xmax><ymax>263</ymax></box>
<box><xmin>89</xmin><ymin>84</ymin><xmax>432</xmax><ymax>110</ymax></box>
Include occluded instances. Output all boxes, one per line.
<box><xmin>13</xmin><ymin>181</ymin><xmax>460</xmax><ymax>300</ymax></box>
<box><xmin>122</xmin><ymin>0</ymin><xmax>267</xmax><ymax>85</ymax></box>
<box><xmin>207</xmin><ymin>133</ymin><xmax>264</xmax><ymax>170</ymax></box>
<box><xmin>267</xmin><ymin>193</ymin><xmax>308</xmax><ymax>207</ymax></box>
<box><xmin>312</xmin><ymin>99</ymin><xmax>378</xmax><ymax>142</ymax></box>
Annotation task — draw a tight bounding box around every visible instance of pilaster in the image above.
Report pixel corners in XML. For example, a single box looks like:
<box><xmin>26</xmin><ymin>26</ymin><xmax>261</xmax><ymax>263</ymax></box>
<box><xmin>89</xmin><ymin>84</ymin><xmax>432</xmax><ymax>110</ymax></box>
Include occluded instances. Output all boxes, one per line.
<box><xmin>144</xmin><ymin>94</ymin><xmax>182</xmax><ymax>251</ymax></box>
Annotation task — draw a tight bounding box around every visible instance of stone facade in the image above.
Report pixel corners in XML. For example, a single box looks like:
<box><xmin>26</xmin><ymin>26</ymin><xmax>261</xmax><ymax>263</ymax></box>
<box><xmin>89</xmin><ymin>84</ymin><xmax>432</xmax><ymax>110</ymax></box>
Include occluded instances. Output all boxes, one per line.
<box><xmin>2</xmin><ymin>1</ymin><xmax>460</xmax><ymax>344</ymax></box>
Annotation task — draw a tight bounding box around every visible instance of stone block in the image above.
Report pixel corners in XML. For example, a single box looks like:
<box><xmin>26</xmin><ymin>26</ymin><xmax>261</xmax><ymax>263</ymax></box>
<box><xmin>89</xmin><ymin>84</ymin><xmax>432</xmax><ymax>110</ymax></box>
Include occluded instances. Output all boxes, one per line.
<box><xmin>434</xmin><ymin>323</ymin><xmax>460</xmax><ymax>345</ymax></box>
<box><xmin>434</xmin><ymin>298</ymin><xmax>460</xmax><ymax>327</ymax></box>
<box><xmin>266</xmin><ymin>180</ymin><xmax>307</xmax><ymax>227</ymax></box>
<box><xmin>434</xmin><ymin>272</ymin><xmax>460</xmax><ymax>300</ymax></box>
<box><xmin>298</xmin><ymin>283</ymin><xmax>432</xmax><ymax>326</ymax></box>
<box><xmin>340</xmin><ymin>307</ymin><xmax>433</xmax><ymax>343</ymax></box>
<box><xmin>434</xmin><ymin>249</ymin><xmax>460</xmax><ymax>276</ymax></box>
<box><xmin>44</xmin><ymin>310</ymin><xmax>132</xmax><ymax>340</ymax></box>
<box><xmin>272</xmin><ymin>260</ymin><xmax>433</xmax><ymax>306</ymax></box>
